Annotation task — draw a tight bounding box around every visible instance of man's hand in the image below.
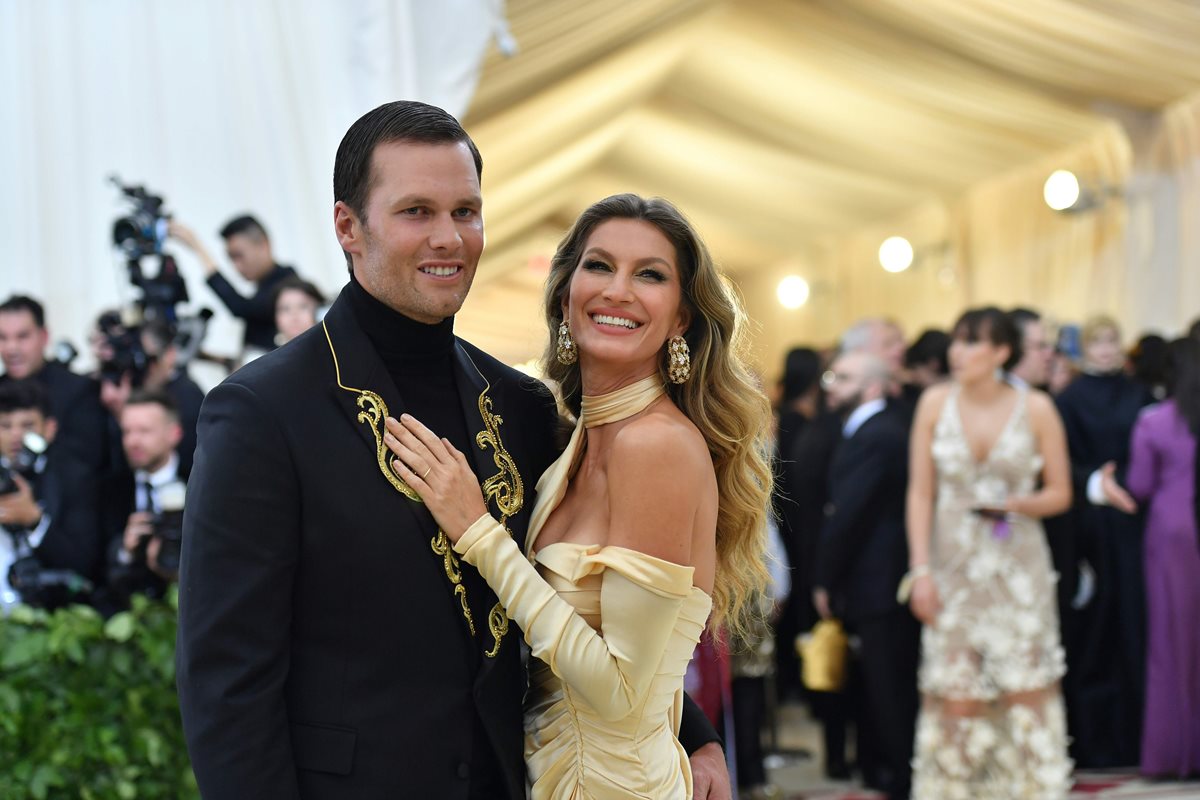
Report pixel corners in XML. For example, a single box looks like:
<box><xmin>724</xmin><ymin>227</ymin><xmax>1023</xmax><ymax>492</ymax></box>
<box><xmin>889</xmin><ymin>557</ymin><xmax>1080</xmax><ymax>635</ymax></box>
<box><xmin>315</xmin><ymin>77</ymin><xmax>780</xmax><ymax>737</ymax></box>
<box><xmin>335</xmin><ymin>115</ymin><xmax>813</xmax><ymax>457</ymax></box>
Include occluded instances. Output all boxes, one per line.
<box><xmin>168</xmin><ymin>221</ymin><xmax>219</xmax><ymax>276</ymax></box>
<box><xmin>100</xmin><ymin>371</ymin><xmax>132</xmax><ymax>418</ymax></box>
<box><xmin>1099</xmin><ymin>461</ymin><xmax>1137</xmax><ymax>514</ymax></box>
<box><xmin>813</xmin><ymin>587</ymin><xmax>832</xmax><ymax>620</ymax></box>
<box><xmin>0</xmin><ymin>474</ymin><xmax>42</xmax><ymax>529</ymax></box>
<box><xmin>123</xmin><ymin>511</ymin><xmax>155</xmax><ymax>554</ymax></box>
<box><xmin>689</xmin><ymin>741</ymin><xmax>731</xmax><ymax>800</ymax></box>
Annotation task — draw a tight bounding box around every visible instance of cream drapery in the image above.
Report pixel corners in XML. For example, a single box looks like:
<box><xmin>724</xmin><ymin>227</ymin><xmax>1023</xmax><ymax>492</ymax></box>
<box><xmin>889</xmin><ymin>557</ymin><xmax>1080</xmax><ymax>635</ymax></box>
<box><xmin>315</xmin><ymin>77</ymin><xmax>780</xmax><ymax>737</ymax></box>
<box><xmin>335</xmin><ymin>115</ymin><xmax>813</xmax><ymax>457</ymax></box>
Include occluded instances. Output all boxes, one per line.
<box><xmin>458</xmin><ymin>0</ymin><xmax>1200</xmax><ymax>374</ymax></box>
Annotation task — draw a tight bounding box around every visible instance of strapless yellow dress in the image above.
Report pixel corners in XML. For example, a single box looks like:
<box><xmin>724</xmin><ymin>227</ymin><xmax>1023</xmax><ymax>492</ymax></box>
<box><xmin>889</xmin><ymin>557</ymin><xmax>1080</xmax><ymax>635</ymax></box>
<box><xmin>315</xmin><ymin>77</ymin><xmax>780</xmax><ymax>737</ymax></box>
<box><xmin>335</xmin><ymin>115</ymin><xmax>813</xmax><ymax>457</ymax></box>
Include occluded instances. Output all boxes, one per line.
<box><xmin>451</xmin><ymin>375</ymin><xmax>713</xmax><ymax>799</ymax></box>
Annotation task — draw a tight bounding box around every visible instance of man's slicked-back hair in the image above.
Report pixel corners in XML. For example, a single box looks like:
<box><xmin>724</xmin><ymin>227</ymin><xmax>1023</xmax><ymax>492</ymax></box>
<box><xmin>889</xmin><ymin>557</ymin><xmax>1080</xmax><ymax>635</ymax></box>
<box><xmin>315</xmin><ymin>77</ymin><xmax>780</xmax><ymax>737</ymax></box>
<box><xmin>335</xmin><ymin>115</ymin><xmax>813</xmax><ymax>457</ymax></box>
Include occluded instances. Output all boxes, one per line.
<box><xmin>333</xmin><ymin>100</ymin><xmax>483</xmax><ymax>227</ymax></box>
<box><xmin>0</xmin><ymin>295</ymin><xmax>46</xmax><ymax>329</ymax></box>
<box><xmin>219</xmin><ymin>215</ymin><xmax>269</xmax><ymax>242</ymax></box>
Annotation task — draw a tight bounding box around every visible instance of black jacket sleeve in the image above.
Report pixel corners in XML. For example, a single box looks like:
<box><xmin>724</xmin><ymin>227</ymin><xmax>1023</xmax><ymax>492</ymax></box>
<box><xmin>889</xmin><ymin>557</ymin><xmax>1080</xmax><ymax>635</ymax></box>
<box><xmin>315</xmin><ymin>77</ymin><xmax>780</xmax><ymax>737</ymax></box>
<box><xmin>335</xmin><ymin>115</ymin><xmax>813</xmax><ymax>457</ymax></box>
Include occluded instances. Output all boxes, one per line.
<box><xmin>206</xmin><ymin>272</ymin><xmax>272</xmax><ymax>323</ymax></box>
<box><xmin>678</xmin><ymin>691</ymin><xmax>722</xmax><ymax>753</ymax></box>
<box><xmin>176</xmin><ymin>381</ymin><xmax>302</xmax><ymax>799</ymax></box>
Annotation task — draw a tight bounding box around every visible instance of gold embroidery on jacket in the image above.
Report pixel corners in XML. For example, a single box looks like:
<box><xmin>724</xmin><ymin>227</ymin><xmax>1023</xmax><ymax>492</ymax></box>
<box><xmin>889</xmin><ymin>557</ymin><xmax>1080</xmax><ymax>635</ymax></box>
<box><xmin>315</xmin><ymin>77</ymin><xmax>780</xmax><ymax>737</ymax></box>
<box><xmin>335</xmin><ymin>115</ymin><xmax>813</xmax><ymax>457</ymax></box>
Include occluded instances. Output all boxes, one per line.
<box><xmin>324</xmin><ymin>324</ymin><xmax>525</xmax><ymax>652</ymax></box>
<box><xmin>323</xmin><ymin>321</ymin><xmax>420</xmax><ymax>502</ymax></box>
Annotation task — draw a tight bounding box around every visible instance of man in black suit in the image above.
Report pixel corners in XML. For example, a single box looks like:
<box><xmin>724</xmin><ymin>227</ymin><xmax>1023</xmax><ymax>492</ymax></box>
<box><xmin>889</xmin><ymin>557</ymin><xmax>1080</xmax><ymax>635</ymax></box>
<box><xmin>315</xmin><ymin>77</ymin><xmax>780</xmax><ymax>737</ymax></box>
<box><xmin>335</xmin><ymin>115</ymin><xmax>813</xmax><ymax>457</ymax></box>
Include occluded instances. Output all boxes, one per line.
<box><xmin>812</xmin><ymin>350</ymin><xmax>919</xmax><ymax>800</ymax></box>
<box><xmin>0</xmin><ymin>379</ymin><xmax>103</xmax><ymax>610</ymax></box>
<box><xmin>169</xmin><ymin>214</ymin><xmax>298</xmax><ymax>354</ymax></box>
<box><xmin>176</xmin><ymin>101</ymin><xmax>726</xmax><ymax>800</ymax></box>
<box><xmin>0</xmin><ymin>295</ymin><xmax>109</xmax><ymax>474</ymax></box>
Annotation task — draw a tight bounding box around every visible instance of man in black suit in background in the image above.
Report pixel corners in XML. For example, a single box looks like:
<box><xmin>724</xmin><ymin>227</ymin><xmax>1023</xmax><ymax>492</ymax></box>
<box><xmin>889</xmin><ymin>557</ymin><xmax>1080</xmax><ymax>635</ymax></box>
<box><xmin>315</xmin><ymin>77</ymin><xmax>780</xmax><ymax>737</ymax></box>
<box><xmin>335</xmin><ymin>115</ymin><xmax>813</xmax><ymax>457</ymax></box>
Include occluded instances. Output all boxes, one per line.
<box><xmin>176</xmin><ymin>101</ymin><xmax>726</xmax><ymax>800</ymax></box>
<box><xmin>169</xmin><ymin>214</ymin><xmax>298</xmax><ymax>355</ymax></box>
<box><xmin>812</xmin><ymin>350</ymin><xmax>919</xmax><ymax>800</ymax></box>
<box><xmin>0</xmin><ymin>295</ymin><xmax>109</xmax><ymax>474</ymax></box>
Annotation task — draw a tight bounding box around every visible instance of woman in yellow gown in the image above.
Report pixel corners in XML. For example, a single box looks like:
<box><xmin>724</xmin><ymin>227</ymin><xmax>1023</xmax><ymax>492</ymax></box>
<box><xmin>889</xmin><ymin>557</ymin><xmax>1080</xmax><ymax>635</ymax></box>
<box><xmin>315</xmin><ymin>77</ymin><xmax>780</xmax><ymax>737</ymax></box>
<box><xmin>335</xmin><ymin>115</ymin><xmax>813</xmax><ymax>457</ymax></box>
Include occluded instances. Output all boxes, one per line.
<box><xmin>386</xmin><ymin>194</ymin><xmax>773</xmax><ymax>799</ymax></box>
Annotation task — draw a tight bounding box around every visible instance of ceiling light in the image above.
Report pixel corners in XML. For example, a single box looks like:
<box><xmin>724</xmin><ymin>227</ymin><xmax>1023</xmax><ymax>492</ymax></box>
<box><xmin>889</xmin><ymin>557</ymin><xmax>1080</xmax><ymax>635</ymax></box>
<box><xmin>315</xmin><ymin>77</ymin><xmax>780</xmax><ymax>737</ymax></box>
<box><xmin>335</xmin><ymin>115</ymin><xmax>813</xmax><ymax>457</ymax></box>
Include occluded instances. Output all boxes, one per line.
<box><xmin>879</xmin><ymin>236</ymin><xmax>914</xmax><ymax>273</ymax></box>
<box><xmin>776</xmin><ymin>275</ymin><xmax>810</xmax><ymax>309</ymax></box>
<box><xmin>1043</xmin><ymin>170</ymin><xmax>1081</xmax><ymax>211</ymax></box>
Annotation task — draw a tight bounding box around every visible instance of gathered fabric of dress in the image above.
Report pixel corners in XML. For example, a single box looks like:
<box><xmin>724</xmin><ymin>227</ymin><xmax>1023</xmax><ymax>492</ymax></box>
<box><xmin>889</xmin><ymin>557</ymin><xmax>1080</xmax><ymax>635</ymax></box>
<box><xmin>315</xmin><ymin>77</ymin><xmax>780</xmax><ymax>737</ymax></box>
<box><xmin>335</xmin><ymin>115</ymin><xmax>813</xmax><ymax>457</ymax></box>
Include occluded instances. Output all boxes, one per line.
<box><xmin>452</xmin><ymin>375</ymin><xmax>712</xmax><ymax>799</ymax></box>
<box><xmin>912</xmin><ymin>386</ymin><xmax>1073</xmax><ymax>800</ymax></box>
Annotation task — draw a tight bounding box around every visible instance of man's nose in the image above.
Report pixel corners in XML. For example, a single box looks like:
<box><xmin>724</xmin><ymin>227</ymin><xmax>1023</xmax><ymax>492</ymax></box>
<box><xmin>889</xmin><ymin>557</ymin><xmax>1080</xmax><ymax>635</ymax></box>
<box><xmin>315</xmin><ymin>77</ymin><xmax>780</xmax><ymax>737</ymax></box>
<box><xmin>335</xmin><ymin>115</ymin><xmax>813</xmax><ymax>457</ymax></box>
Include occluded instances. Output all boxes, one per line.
<box><xmin>428</xmin><ymin>213</ymin><xmax>463</xmax><ymax>250</ymax></box>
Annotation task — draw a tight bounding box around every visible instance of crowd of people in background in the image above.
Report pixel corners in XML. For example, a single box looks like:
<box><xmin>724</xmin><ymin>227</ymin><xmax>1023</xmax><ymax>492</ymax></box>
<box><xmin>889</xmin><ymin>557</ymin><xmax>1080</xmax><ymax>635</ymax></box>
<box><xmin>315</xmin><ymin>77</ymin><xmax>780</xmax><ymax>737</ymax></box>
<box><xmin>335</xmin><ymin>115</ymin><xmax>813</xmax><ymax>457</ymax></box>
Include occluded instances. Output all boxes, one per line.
<box><xmin>748</xmin><ymin>308</ymin><xmax>1200</xmax><ymax>799</ymax></box>
<box><xmin>0</xmin><ymin>213</ymin><xmax>326</xmax><ymax>619</ymax></box>
<box><xmin>3</xmin><ymin>222</ymin><xmax>1199</xmax><ymax>798</ymax></box>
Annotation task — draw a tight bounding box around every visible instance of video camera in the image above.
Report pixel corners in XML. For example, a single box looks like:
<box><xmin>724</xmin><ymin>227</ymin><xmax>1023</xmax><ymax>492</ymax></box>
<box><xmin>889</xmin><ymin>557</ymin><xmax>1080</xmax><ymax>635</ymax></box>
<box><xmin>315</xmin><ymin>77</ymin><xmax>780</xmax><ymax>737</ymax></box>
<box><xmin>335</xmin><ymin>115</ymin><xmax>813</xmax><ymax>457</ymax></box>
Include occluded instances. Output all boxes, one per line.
<box><xmin>103</xmin><ymin>177</ymin><xmax>212</xmax><ymax>387</ymax></box>
<box><xmin>1</xmin><ymin>433</ymin><xmax>94</xmax><ymax>609</ymax></box>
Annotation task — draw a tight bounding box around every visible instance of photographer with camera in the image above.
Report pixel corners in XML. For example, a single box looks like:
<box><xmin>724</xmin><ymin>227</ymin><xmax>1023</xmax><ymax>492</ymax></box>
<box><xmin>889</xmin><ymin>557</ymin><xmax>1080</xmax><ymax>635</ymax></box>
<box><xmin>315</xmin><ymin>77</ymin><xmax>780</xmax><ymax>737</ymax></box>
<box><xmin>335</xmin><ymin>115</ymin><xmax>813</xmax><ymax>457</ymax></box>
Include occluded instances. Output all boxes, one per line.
<box><xmin>97</xmin><ymin>391</ymin><xmax>186</xmax><ymax>613</ymax></box>
<box><xmin>96</xmin><ymin>315</ymin><xmax>203</xmax><ymax>477</ymax></box>
<box><xmin>169</xmin><ymin>215</ymin><xmax>298</xmax><ymax>358</ymax></box>
<box><xmin>0</xmin><ymin>295</ymin><xmax>109</xmax><ymax>474</ymax></box>
<box><xmin>0</xmin><ymin>380</ymin><xmax>103</xmax><ymax>612</ymax></box>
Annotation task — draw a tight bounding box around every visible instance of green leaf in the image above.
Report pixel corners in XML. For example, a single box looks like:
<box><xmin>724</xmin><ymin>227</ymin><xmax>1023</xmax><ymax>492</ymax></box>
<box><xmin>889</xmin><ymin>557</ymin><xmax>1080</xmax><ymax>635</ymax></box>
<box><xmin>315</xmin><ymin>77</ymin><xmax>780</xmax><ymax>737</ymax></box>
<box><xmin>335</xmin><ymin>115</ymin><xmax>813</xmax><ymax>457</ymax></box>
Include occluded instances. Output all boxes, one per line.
<box><xmin>2</xmin><ymin>630</ymin><xmax>48</xmax><ymax>669</ymax></box>
<box><xmin>104</xmin><ymin>613</ymin><xmax>136</xmax><ymax>642</ymax></box>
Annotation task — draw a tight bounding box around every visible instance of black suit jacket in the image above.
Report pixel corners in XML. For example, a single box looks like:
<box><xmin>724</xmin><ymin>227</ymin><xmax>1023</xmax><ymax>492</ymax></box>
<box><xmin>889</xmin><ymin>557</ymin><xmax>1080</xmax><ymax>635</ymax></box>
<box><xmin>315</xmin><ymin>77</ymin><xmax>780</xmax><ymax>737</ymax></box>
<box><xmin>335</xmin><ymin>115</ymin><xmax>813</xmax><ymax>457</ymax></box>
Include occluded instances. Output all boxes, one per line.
<box><xmin>177</xmin><ymin>290</ymin><xmax>561</xmax><ymax>799</ymax></box>
<box><xmin>206</xmin><ymin>263</ymin><xmax>298</xmax><ymax>351</ymax></box>
<box><xmin>814</xmin><ymin>406</ymin><xmax>910</xmax><ymax>623</ymax></box>
<box><xmin>5</xmin><ymin>362</ymin><xmax>110</xmax><ymax>474</ymax></box>
<box><xmin>28</xmin><ymin>449</ymin><xmax>104</xmax><ymax>586</ymax></box>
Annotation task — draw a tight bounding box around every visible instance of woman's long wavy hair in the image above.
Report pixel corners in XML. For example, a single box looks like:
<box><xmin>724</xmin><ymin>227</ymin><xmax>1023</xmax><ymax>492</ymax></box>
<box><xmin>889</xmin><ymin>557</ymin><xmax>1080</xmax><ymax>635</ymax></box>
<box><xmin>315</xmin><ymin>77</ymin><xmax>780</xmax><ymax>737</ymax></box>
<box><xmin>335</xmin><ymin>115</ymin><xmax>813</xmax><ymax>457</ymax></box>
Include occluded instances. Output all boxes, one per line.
<box><xmin>540</xmin><ymin>193</ymin><xmax>773</xmax><ymax>639</ymax></box>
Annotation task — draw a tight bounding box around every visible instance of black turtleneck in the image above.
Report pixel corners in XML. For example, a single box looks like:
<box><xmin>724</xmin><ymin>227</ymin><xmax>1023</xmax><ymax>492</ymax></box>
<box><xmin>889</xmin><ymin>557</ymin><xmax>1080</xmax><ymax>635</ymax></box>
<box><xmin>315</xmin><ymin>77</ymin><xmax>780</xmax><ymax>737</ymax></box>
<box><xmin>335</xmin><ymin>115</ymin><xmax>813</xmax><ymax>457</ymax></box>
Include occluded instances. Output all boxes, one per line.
<box><xmin>347</xmin><ymin>277</ymin><xmax>505</xmax><ymax>798</ymax></box>
<box><xmin>347</xmin><ymin>277</ymin><xmax>470</xmax><ymax>454</ymax></box>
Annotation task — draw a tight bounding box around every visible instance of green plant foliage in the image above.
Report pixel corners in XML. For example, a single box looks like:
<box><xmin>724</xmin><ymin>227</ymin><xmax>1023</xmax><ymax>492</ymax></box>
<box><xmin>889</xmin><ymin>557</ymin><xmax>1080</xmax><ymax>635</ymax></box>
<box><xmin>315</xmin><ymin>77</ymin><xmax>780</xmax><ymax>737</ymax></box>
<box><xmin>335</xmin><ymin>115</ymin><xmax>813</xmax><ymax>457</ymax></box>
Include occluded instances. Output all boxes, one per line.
<box><xmin>0</xmin><ymin>590</ymin><xmax>199</xmax><ymax>799</ymax></box>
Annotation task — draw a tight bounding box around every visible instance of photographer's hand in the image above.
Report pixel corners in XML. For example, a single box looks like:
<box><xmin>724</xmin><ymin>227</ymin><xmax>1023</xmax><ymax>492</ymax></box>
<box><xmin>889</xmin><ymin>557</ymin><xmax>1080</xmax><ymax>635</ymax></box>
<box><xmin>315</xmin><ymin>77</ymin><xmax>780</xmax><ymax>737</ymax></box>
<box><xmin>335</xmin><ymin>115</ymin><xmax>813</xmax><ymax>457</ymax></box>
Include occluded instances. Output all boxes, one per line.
<box><xmin>383</xmin><ymin>414</ymin><xmax>488</xmax><ymax>543</ymax></box>
<box><xmin>123</xmin><ymin>511</ymin><xmax>155</xmax><ymax>555</ymax></box>
<box><xmin>145</xmin><ymin>537</ymin><xmax>177</xmax><ymax>580</ymax></box>
<box><xmin>168</xmin><ymin>221</ymin><xmax>219</xmax><ymax>276</ymax></box>
<box><xmin>0</xmin><ymin>474</ymin><xmax>43</xmax><ymax>529</ymax></box>
<box><xmin>100</xmin><ymin>371</ymin><xmax>132</xmax><ymax>417</ymax></box>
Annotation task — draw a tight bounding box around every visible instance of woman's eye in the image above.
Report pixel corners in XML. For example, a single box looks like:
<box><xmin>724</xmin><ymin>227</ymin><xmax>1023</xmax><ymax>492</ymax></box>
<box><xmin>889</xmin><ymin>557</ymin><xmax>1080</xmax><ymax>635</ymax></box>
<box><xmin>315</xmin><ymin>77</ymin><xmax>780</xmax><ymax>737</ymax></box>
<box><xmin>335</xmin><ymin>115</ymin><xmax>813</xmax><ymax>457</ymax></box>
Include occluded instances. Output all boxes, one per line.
<box><xmin>583</xmin><ymin>259</ymin><xmax>611</xmax><ymax>272</ymax></box>
<box><xmin>638</xmin><ymin>269</ymin><xmax>666</xmax><ymax>282</ymax></box>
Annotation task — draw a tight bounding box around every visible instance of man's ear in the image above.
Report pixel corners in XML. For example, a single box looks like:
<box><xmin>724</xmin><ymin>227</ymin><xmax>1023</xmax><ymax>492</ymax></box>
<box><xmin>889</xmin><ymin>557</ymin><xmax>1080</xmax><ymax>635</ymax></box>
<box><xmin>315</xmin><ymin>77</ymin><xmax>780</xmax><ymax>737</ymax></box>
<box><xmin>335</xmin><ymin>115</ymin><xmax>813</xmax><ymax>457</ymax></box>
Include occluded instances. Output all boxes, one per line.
<box><xmin>334</xmin><ymin>202</ymin><xmax>362</xmax><ymax>257</ymax></box>
<box><xmin>169</xmin><ymin>422</ymin><xmax>183</xmax><ymax>450</ymax></box>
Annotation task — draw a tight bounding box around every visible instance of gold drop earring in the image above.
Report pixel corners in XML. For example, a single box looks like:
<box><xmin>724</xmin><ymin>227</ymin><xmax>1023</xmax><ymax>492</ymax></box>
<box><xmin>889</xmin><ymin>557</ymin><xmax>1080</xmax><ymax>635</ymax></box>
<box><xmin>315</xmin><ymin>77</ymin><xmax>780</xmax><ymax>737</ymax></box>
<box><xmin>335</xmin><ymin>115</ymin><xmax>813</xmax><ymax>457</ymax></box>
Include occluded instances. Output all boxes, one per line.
<box><xmin>556</xmin><ymin>321</ymin><xmax>578</xmax><ymax>365</ymax></box>
<box><xmin>667</xmin><ymin>335</ymin><xmax>690</xmax><ymax>384</ymax></box>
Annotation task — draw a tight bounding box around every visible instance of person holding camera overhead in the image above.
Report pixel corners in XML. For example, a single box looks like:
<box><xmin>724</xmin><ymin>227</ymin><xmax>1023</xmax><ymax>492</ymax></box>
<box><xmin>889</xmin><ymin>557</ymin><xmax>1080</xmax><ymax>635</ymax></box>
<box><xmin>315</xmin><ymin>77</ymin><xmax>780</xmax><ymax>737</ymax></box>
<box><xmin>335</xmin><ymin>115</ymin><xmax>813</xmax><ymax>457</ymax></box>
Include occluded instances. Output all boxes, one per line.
<box><xmin>0</xmin><ymin>380</ymin><xmax>104</xmax><ymax>612</ymax></box>
<box><xmin>96</xmin><ymin>390</ymin><xmax>186</xmax><ymax>613</ymax></box>
<box><xmin>169</xmin><ymin>215</ymin><xmax>298</xmax><ymax>359</ymax></box>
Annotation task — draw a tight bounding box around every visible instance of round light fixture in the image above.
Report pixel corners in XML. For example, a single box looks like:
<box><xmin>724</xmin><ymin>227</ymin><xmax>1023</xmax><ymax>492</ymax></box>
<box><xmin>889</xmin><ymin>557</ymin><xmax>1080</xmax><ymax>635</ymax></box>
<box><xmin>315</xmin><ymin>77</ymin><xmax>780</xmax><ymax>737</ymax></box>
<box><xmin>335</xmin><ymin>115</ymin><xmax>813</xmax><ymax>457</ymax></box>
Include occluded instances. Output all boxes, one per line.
<box><xmin>776</xmin><ymin>275</ymin><xmax>810</xmax><ymax>309</ymax></box>
<box><xmin>878</xmin><ymin>236</ymin><xmax>914</xmax><ymax>273</ymax></box>
<box><xmin>1043</xmin><ymin>170</ymin><xmax>1081</xmax><ymax>211</ymax></box>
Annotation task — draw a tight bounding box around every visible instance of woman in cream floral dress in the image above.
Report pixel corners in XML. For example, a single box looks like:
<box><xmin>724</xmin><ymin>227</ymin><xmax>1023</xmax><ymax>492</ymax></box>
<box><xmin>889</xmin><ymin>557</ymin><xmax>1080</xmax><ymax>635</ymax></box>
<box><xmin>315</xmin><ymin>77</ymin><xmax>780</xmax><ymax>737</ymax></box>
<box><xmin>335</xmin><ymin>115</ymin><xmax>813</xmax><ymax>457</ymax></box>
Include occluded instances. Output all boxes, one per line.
<box><xmin>905</xmin><ymin>307</ymin><xmax>1074</xmax><ymax>799</ymax></box>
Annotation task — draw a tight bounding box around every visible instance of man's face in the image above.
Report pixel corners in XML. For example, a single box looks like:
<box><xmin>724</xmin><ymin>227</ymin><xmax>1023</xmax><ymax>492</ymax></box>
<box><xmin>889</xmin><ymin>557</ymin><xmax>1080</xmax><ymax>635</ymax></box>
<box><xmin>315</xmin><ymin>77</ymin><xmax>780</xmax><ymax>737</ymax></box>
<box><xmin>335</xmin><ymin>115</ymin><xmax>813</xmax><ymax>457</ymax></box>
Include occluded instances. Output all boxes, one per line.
<box><xmin>336</xmin><ymin>141</ymin><xmax>484</xmax><ymax>324</ymax></box>
<box><xmin>1014</xmin><ymin>320</ymin><xmax>1053</xmax><ymax>385</ymax></box>
<box><xmin>224</xmin><ymin>233</ymin><xmax>274</xmax><ymax>282</ymax></box>
<box><xmin>120</xmin><ymin>403</ymin><xmax>181</xmax><ymax>472</ymax></box>
<box><xmin>0</xmin><ymin>409</ymin><xmax>51</xmax><ymax>462</ymax></box>
<box><xmin>825</xmin><ymin>353</ymin><xmax>872</xmax><ymax>415</ymax></box>
<box><xmin>0</xmin><ymin>310</ymin><xmax>48</xmax><ymax>379</ymax></box>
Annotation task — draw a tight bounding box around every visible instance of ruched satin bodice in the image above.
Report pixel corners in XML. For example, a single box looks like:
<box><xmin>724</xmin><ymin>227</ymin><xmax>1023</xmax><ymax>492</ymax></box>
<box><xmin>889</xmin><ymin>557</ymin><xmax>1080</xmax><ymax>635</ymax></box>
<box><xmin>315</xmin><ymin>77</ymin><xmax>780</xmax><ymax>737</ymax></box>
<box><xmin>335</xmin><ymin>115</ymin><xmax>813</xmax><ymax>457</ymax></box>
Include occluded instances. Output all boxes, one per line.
<box><xmin>524</xmin><ymin>542</ymin><xmax>712</xmax><ymax>799</ymax></box>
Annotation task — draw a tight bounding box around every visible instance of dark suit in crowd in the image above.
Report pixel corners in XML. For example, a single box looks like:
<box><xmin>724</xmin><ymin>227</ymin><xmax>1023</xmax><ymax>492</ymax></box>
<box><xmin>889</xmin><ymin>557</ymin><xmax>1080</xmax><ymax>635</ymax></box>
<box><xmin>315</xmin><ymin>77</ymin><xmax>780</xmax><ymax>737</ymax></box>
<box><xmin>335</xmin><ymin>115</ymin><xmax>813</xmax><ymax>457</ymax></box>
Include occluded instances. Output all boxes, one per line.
<box><xmin>206</xmin><ymin>263</ymin><xmax>297</xmax><ymax>352</ymax></box>
<box><xmin>814</xmin><ymin>404</ymin><xmax>919</xmax><ymax>800</ymax></box>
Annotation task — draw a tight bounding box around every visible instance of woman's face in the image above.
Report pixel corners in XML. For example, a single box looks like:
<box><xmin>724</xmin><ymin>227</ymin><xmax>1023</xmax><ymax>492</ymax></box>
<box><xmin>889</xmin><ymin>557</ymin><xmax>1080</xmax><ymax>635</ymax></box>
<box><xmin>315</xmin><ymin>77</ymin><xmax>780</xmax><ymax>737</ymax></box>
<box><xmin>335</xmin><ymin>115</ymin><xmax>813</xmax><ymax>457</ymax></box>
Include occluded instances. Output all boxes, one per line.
<box><xmin>1083</xmin><ymin>326</ymin><xmax>1123</xmax><ymax>373</ymax></box>
<box><xmin>275</xmin><ymin>288</ymin><xmax>319</xmax><ymax>344</ymax></box>
<box><xmin>563</xmin><ymin>218</ymin><xmax>688</xmax><ymax>380</ymax></box>
<box><xmin>948</xmin><ymin>328</ymin><xmax>1008</xmax><ymax>386</ymax></box>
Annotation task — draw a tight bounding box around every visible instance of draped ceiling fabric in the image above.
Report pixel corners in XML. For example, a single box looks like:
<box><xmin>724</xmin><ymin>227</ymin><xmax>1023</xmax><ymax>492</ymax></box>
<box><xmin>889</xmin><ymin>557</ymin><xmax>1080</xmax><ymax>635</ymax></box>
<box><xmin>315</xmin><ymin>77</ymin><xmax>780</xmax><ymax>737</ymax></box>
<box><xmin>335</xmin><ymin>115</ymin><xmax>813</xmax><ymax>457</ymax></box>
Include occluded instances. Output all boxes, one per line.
<box><xmin>0</xmin><ymin>0</ymin><xmax>499</xmax><ymax>366</ymax></box>
<box><xmin>457</xmin><ymin>0</ymin><xmax>1200</xmax><ymax>376</ymax></box>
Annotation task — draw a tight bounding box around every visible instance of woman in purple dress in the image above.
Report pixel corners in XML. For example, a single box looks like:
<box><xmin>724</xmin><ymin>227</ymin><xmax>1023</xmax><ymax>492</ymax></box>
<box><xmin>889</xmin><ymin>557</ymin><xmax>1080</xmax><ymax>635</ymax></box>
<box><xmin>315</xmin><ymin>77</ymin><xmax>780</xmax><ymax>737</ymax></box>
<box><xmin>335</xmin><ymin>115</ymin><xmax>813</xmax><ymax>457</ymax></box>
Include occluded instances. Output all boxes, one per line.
<box><xmin>1125</xmin><ymin>337</ymin><xmax>1200</xmax><ymax>778</ymax></box>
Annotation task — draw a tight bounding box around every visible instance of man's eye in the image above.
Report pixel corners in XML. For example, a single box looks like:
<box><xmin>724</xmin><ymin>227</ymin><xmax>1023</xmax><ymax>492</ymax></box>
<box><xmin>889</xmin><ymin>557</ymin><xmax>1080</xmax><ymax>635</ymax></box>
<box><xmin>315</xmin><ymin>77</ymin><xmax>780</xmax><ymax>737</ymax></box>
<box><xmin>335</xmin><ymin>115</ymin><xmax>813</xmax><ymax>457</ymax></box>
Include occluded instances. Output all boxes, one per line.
<box><xmin>452</xmin><ymin>208</ymin><xmax>477</xmax><ymax>218</ymax></box>
<box><xmin>401</xmin><ymin>207</ymin><xmax>426</xmax><ymax>215</ymax></box>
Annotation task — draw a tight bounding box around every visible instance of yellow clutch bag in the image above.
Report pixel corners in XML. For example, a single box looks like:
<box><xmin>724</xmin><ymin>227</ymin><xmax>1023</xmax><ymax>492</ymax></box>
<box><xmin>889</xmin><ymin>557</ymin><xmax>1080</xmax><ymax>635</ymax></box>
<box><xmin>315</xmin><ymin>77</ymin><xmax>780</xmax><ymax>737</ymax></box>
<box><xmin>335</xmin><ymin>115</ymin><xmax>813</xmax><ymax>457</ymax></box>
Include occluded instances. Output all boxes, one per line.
<box><xmin>796</xmin><ymin>619</ymin><xmax>849</xmax><ymax>692</ymax></box>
